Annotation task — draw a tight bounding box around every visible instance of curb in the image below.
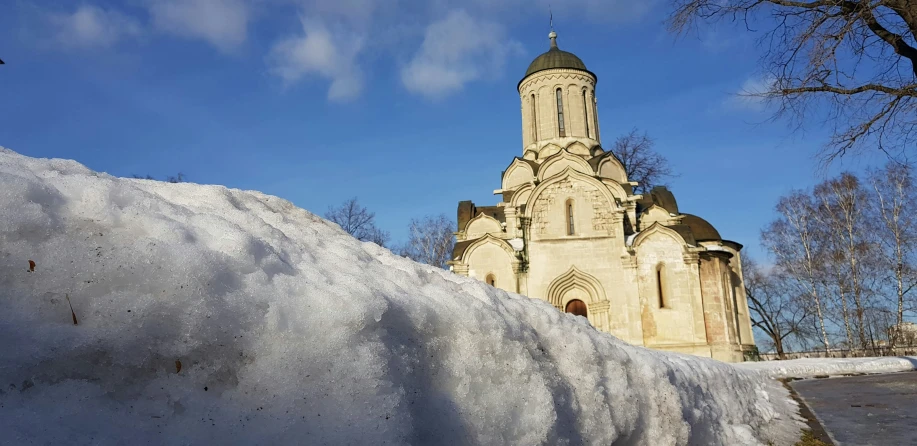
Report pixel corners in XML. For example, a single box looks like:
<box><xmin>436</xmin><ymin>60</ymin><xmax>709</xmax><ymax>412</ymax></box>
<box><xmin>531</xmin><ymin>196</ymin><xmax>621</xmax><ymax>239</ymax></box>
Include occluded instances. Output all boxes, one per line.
<box><xmin>779</xmin><ymin>378</ymin><xmax>836</xmax><ymax>445</ymax></box>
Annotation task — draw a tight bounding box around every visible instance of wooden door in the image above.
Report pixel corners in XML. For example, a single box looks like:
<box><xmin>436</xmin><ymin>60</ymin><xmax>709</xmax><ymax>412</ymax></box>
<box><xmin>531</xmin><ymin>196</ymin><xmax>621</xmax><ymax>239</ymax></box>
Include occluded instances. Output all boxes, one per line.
<box><xmin>565</xmin><ymin>299</ymin><xmax>588</xmax><ymax>318</ymax></box>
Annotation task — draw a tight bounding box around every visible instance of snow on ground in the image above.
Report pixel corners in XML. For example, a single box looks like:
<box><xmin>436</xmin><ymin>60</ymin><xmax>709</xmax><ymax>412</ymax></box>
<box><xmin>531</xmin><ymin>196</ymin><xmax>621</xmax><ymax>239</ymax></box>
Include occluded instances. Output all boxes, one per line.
<box><xmin>0</xmin><ymin>148</ymin><xmax>803</xmax><ymax>445</ymax></box>
<box><xmin>737</xmin><ymin>356</ymin><xmax>917</xmax><ymax>379</ymax></box>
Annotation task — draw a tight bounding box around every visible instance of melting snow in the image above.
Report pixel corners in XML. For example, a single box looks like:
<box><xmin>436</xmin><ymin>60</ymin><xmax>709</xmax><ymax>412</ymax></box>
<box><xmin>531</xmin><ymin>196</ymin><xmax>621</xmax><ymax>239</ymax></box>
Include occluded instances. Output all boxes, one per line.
<box><xmin>738</xmin><ymin>356</ymin><xmax>917</xmax><ymax>379</ymax></box>
<box><xmin>0</xmin><ymin>148</ymin><xmax>803</xmax><ymax>445</ymax></box>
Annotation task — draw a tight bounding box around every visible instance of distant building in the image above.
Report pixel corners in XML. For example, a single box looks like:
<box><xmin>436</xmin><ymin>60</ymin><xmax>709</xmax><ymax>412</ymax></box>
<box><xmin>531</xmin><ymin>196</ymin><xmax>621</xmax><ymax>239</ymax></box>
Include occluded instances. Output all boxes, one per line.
<box><xmin>449</xmin><ymin>31</ymin><xmax>756</xmax><ymax>362</ymax></box>
<box><xmin>889</xmin><ymin>322</ymin><xmax>917</xmax><ymax>346</ymax></box>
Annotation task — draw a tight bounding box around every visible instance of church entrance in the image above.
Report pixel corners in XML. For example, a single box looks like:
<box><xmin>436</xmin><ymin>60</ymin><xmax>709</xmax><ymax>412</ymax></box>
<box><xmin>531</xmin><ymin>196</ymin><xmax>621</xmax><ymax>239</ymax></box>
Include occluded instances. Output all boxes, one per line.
<box><xmin>565</xmin><ymin>299</ymin><xmax>588</xmax><ymax>318</ymax></box>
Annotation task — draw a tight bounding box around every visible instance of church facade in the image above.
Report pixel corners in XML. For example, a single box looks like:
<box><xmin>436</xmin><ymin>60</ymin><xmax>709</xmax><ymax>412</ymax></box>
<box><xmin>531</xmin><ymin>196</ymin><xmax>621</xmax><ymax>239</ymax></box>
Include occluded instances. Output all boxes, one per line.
<box><xmin>448</xmin><ymin>32</ymin><xmax>756</xmax><ymax>363</ymax></box>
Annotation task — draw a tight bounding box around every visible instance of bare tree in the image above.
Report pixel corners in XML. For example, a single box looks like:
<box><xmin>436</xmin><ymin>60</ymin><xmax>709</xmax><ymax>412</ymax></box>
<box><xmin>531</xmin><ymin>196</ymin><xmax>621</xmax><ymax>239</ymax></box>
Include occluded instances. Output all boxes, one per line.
<box><xmin>167</xmin><ymin>173</ymin><xmax>187</xmax><ymax>183</ymax></box>
<box><xmin>813</xmin><ymin>173</ymin><xmax>874</xmax><ymax>348</ymax></box>
<box><xmin>744</xmin><ymin>257</ymin><xmax>811</xmax><ymax>359</ymax></box>
<box><xmin>131</xmin><ymin>172</ymin><xmax>188</xmax><ymax>183</ymax></box>
<box><xmin>400</xmin><ymin>214</ymin><xmax>455</xmax><ymax>269</ymax></box>
<box><xmin>131</xmin><ymin>173</ymin><xmax>185</xmax><ymax>182</ymax></box>
<box><xmin>762</xmin><ymin>192</ymin><xmax>832</xmax><ymax>351</ymax></box>
<box><xmin>667</xmin><ymin>1</ymin><xmax>917</xmax><ymax>163</ymax></box>
<box><xmin>869</xmin><ymin>162</ymin><xmax>917</xmax><ymax>346</ymax></box>
<box><xmin>325</xmin><ymin>197</ymin><xmax>390</xmax><ymax>247</ymax></box>
<box><xmin>608</xmin><ymin>128</ymin><xmax>677</xmax><ymax>194</ymax></box>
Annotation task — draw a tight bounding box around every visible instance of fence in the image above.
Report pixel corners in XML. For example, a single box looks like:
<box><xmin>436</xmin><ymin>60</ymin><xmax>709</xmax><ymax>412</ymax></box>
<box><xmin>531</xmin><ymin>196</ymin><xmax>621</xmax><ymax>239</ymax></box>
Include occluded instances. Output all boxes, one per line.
<box><xmin>758</xmin><ymin>346</ymin><xmax>917</xmax><ymax>361</ymax></box>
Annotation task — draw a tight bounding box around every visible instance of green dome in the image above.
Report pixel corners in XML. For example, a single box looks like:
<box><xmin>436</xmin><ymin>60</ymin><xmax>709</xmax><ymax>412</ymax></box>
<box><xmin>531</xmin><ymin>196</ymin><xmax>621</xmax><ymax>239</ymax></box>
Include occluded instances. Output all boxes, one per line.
<box><xmin>523</xmin><ymin>32</ymin><xmax>590</xmax><ymax>78</ymax></box>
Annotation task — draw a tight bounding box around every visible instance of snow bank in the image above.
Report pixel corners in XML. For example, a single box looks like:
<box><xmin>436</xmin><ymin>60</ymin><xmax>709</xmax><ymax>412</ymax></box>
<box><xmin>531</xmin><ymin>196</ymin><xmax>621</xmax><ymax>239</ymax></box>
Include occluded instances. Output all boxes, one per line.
<box><xmin>737</xmin><ymin>356</ymin><xmax>917</xmax><ymax>379</ymax></box>
<box><xmin>0</xmin><ymin>148</ymin><xmax>802</xmax><ymax>445</ymax></box>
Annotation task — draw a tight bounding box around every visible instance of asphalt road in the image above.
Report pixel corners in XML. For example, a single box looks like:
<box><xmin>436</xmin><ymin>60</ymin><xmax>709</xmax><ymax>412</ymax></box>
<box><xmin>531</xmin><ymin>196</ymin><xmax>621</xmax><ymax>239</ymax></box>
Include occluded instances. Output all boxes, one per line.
<box><xmin>791</xmin><ymin>372</ymin><xmax>917</xmax><ymax>446</ymax></box>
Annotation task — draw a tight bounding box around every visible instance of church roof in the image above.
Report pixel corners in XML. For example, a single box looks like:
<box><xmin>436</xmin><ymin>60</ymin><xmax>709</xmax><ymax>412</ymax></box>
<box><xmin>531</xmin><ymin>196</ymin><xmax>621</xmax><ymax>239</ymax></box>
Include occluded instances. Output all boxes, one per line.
<box><xmin>522</xmin><ymin>32</ymin><xmax>593</xmax><ymax>80</ymax></box>
<box><xmin>681</xmin><ymin>214</ymin><xmax>722</xmax><ymax>241</ymax></box>
<box><xmin>636</xmin><ymin>186</ymin><xmax>680</xmax><ymax>215</ymax></box>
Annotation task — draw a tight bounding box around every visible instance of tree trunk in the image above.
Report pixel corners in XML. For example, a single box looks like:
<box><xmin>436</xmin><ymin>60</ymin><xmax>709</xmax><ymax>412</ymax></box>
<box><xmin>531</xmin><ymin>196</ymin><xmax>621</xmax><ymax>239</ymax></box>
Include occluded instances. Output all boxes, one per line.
<box><xmin>837</xmin><ymin>284</ymin><xmax>854</xmax><ymax>348</ymax></box>
<box><xmin>811</xmin><ymin>284</ymin><xmax>830</xmax><ymax>352</ymax></box>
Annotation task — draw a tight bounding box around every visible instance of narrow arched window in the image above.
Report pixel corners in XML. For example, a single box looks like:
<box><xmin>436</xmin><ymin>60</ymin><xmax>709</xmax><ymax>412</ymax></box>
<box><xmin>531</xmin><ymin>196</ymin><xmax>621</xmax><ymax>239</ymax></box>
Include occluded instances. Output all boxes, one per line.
<box><xmin>565</xmin><ymin>199</ymin><xmax>575</xmax><ymax>235</ymax></box>
<box><xmin>486</xmin><ymin>274</ymin><xmax>496</xmax><ymax>287</ymax></box>
<box><xmin>725</xmin><ymin>272</ymin><xmax>741</xmax><ymax>343</ymax></box>
<box><xmin>556</xmin><ymin>88</ymin><xmax>566</xmax><ymax>137</ymax></box>
<box><xmin>656</xmin><ymin>263</ymin><xmax>666</xmax><ymax>308</ymax></box>
<box><xmin>530</xmin><ymin>94</ymin><xmax>538</xmax><ymax>142</ymax></box>
<box><xmin>583</xmin><ymin>89</ymin><xmax>590</xmax><ymax>137</ymax></box>
<box><xmin>592</xmin><ymin>97</ymin><xmax>599</xmax><ymax>141</ymax></box>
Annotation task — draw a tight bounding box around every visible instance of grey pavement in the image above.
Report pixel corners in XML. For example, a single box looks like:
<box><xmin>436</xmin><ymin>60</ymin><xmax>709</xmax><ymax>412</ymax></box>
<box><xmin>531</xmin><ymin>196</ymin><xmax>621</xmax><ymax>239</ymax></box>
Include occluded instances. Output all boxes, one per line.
<box><xmin>791</xmin><ymin>371</ymin><xmax>917</xmax><ymax>446</ymax></box>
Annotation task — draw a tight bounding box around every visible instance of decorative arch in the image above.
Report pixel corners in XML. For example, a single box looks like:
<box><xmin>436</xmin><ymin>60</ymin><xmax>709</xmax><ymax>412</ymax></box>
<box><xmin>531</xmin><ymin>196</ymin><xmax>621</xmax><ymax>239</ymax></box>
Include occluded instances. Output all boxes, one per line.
<box><xmin>597</xmin><ymin>178</ymin><xmax>630</xmax><ymax>203</ymax></box>
<box><xmin>462</xmin><ymin>234</ymin><xmax>519</xmax><ymax>263</ymax></box>
<box><xmin>510</xmin><ymin>183</ymin><xmax>534</xmax><ymax>208</ymax></box>
<box><xmin>631</xmin><ymin>222</ymin><xmax>690</xmax><ymax>249</ymax></box>
<box><xmin>539</xmin><ymin>143</ymin><xmax>563</xmax><ymax>159</ymax></box>
<box><xmin>537</xmin><ymin>150</ymin><xmax>594</xmax><ymax>181</ymax></box>
<box><xmin>596</xmin><ymin>156</ymin><xmax>628</xmax><ymax>183</ymax></box>
<box><xmin>638</xmin><ymin>205</ymin><xmax>674</xmax><ymax>230</ymax></box>
<box><xmin>523</xmin><ymin>167</ymin><xmax>622</xmax><ymax>220</ymax></box>
<box><xmin>464</xmin><ymin>213</ymin><xmax>503</xmax><ymax>239</ymax></box>
<box><xmin>502</xmin><ymin>158</ymin><xmax>536</xmax><ymax>190</ymax></box>
<box><xmin>517</xmin><ymin>72</ymin><xmax>596</xmax><ymax>94</ymax></box>
<box><xmin>545</xmin><ymin>266</ymin><xmax>607</xmax><ymax>308</ymax></box>
<box><xmin>565</xmin><ymin>141</ymin><xmax>591</xmax><ymax>156</ymax></box>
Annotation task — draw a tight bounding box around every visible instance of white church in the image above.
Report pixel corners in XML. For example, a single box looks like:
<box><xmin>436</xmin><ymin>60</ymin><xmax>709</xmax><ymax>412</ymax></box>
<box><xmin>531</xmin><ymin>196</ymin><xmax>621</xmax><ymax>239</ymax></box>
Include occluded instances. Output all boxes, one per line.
<box><xmin>448</xmin><ymin>31</ymin><xmax>756</xmax><ymax>363</ymax></box>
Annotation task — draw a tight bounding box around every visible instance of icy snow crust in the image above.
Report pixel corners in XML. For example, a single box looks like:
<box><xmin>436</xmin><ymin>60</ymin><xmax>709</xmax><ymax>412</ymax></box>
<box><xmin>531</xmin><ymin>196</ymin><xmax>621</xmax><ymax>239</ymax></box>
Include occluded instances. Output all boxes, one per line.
<box><xmin>737</xmin><ymin>356</ymin><xmax>917</xmax><ymax>379</ymax></box>
<box><xmin>0</xmin><ymin>148</ymin><xmax>802</xmax><ymax>445</ymax></box>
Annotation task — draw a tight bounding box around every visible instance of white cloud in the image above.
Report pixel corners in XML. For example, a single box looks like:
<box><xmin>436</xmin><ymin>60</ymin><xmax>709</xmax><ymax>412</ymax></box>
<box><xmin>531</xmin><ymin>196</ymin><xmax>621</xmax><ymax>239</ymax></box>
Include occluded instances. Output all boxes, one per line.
<box><xmin>48</xmin><ymin>5</ymin><xmax>142</xmax><ymax>48</ymax></box>
<box><xmin>451</xmin><ymin>0</ymin><xmax>655</xmax><ymax>24</ymax></box>
<box><xmin>41</xmin><ymin>0</ymin><xmax>655</xmax><ymax>101</ymax></box>
<box><xmin>267</xmin><ymin>18</ymin><xmax>365</xmax><ymax>102</ymax></box>
<box><xmin>725</xmin><ymin>75</ymin><xmax>776</xmax><ymax>112</ymax></box>
<box><xmin>148</xmin><ymin>0</ymin><xmax>249</xmax><ymax>52</ymax></box>
<box><xmin>400</xmin><ymin>10</ymin><xmax>523</xmax><ymax>99</ymax></box>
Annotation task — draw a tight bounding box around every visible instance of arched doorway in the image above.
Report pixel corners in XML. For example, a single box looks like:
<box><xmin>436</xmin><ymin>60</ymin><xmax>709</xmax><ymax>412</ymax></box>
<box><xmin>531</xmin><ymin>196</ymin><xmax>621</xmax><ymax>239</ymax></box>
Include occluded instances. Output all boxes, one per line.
<box><xmin>565</xmin><ymin>299</ymin><xmax>588</xmax><ymax>318</ymax></box>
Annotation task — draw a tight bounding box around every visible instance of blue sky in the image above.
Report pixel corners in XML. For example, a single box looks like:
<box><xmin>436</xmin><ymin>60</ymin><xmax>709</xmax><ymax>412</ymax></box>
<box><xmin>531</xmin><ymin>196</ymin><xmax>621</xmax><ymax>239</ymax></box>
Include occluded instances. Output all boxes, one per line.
<box><xmin>0</xmin><ymin>0</ymin><xmax>877</xmax><ymax>261</ymax></box>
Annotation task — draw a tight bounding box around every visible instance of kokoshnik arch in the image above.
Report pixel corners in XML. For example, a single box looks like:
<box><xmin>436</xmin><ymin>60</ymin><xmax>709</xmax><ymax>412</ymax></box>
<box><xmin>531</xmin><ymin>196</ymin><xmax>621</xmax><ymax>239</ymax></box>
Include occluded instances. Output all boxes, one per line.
<box><xmin>449</xmin><ymin>31</ymin><xmax>756</xmax><ymax>363</ymax></box>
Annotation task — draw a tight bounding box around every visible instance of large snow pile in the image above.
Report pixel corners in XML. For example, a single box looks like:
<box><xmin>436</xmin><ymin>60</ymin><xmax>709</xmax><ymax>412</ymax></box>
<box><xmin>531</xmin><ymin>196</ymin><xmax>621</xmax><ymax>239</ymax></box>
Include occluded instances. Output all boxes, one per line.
<box><xmin>737</xmin><ymin>356</ymin><xmax>917</xmax><ymax>379</ymax></box>
<box><xmin>0</xmin><ymin>148</ymin><xmax>802</xmax><ymax>445</ymax></box>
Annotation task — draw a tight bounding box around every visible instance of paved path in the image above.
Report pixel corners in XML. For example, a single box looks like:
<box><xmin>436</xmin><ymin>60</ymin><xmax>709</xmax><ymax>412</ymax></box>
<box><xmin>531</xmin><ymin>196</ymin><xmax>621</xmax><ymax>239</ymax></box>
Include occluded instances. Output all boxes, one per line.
<box><xmin>791</xmin><ymin>372</ymin><xmax>917</xmax><ymax>446</ymax></box>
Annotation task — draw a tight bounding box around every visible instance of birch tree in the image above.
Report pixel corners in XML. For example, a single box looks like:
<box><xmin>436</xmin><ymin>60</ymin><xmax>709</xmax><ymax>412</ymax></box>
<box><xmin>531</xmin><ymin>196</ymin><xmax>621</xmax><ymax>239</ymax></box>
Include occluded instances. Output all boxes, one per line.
<box><xmin>869</xmin><ymin>162</ymin><xmax>917</xmax><ymax>346</ymax></box>
<box><xmin>401</xmin><ymin>214</ymin><xmax>455</xmax><ymax>270</ymax></box>
<box><xmin>813</xmin><ymin>173</ymin><xmax>873</xmax><ymax>348</ymax></box>
<box><xmin>762</xmin><ymin>192</ymin><xmax>832</xmax><ymax>351</ymax></box>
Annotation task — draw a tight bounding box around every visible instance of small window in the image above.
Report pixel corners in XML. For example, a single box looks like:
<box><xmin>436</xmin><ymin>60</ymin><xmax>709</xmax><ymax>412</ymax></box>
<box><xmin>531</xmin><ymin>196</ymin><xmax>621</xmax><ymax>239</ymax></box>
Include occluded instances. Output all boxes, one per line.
<box><xmin>486</xmin><ymin>274</ymin><xmax>496</xmax><ymax>287</ymax></box>
<box><xmin>566</xmin><ymin>199</ymin><xmax>575</xmax><ymax>235</ymax></box>
<box><xmin>657</xmin><ymin>264</ymin><xmax>666</xmax><ymax>308</ymax></box>
<box><xmin>556</xmin><ymin>88</ymin><xmax>566</xmax><ymax>137</ymax></box>
<box><xmin>583</xmin><ymin>89</ymin><xmax>590</xmax><ymax>137</ymax></box>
